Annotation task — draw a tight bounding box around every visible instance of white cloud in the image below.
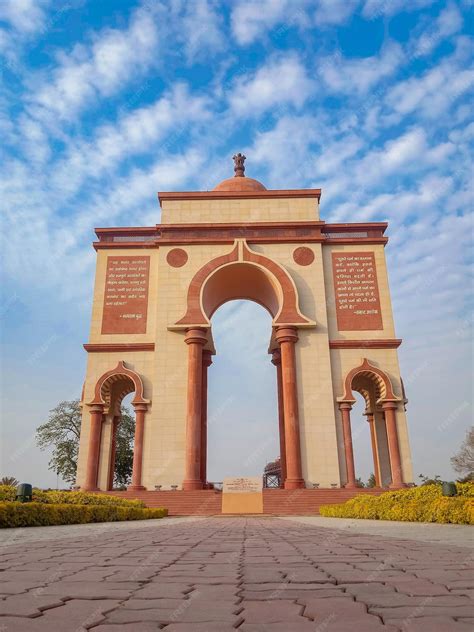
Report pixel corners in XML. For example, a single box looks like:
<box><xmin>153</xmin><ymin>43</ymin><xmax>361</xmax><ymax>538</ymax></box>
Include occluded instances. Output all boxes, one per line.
<box><xmin>27</xmin><ymin>7</ymin><xmax>159</xmax><ymax>121</ymax></box>
<box><xmin>314</xmin><ymin>0</ymin><xmax>360</xmax><ymax>25</ymax></box>
<box><xmin>413</xmin><ymin>2</ymin><xmax>463</xmax><ymax>57</ymax></box>
<box><xmin>231</xmin><ymin>0</ymin><xmax>312</xmax><ymax>45</ymax></box>
<box><xmin>247</xmin><ymin>115</ymin><xmax>320</xmax><ymax>186</ymax></box>
<box><xmin>179</xmin><ymin>0</ymin><xmax>225</xmax><ymax>61</ymax></box>
<box><xmin>0</xmin><ymin>0</ymin><xmax>49</xmax><ymax>33</ymax></box>
<box><xmin>385</xmin><ymin>60</ymin><xmax>474</xmax><ymax>119</ymax></box>
<box><xmin>50</xmin><ymin>84</ymin><xmax>211</xmax><ymax>199</ymax></box>
<box><xmin>362</xmin><ymin>0</ymin><xmax>435</xmax><ymax>20</ymax></box>
<box><xmin>318</xmin><ymin>43</ymin><xmax>404</xmax><ymax>94</ymax></box>
<box><xmin>228</xmin><ymin>55</ymin><xmax>314</xmax><ymax>116</ymax></box>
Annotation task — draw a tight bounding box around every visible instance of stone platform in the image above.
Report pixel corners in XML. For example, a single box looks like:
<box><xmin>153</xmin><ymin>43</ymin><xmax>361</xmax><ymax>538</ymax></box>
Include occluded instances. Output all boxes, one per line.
<box><xmin>0</xmin><ymin>516</ymin><xmax>472</xmax><ymax>631</ymax></box>
<box><xmin>106</xmin><ymin>487</ymin><xmax>383</xmax><ymax>515</ymax></box>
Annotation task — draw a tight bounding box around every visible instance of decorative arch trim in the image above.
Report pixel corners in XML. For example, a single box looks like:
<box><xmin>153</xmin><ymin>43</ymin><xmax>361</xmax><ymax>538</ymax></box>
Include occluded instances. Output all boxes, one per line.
<box><xmin>172</xmin><ymin>240</ymin><xmax>314</xmax><ymax>329</ymax></box>
<box><xmin>88</xmin><ymin>361</ymin><xmax>149</xmax><ymax>407</ymax></box>
<box><xmin>339</xmin><ymin>358</ymin><xmax>399</xmax><ymax>404</ymax></box>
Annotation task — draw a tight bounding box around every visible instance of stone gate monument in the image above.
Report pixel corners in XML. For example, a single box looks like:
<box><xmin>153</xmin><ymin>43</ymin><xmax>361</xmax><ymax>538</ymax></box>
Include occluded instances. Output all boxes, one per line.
<box><xmin>76</xmin><ymin>155</ymin><xmax>414</xmax><ymax>495</ymax></box>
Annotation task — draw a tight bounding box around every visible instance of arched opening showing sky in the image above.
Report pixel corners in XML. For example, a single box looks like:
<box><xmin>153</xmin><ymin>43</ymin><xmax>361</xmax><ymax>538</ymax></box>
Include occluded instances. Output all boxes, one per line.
<box><xmin>207</xmin><ymin>300</ymin><xmax>279</xmax><ymax>482</ymax></box>
<box><xmin>350</xmin><ymin>392</ymin><xmax>376</xmax><ymax>486</ymax></box>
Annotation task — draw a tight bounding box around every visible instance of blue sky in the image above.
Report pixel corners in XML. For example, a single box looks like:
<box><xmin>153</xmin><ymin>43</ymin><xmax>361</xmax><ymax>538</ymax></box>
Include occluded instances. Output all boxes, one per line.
<box><xmin>1</xmin><ymin>0</ymin><xmax>472</xmax><ymax>487</ymax></box>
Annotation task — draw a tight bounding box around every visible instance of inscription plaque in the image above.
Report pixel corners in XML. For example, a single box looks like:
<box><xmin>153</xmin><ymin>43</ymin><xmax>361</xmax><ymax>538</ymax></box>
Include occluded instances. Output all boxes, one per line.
<box><xmin>101</xmin><ymin>256</ymin><xmax>150</xmax><ymax>334</ymax></box>
<box><xmin>223</xmin><ymin>477</ymin><xmax>263</xmax><ymax>494</ymax></box>
<box><xmin>332</xmin><ymin>252</ymin><xmax>383</xmax><ymax>331</ymax></box>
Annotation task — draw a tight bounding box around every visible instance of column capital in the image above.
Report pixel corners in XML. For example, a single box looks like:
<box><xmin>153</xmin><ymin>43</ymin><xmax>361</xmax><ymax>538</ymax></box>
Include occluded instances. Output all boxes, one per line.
<box><xmin>275</xmin><ymin>326</ymin><xmax>298</xmax><ymax>345</ymax></box>
<box><xmin>185</xmin><ymin>328</ymin><xmax>208</xmax><ymax>346</ymax></box>
<box><xmin>382</xmin><ymin>400</ymin><xmax>398</xmax><ymax>411</ymax></box>
<box><xmin>203</xmin><ymin>349</ymin><xmax>213</xmax><ymax>367</ymax></box>
<box><xmin>271</xmin><ymin>349</ymin><xmax>281</xmax><ymax>366</ymax></box>
<box><xmin>339</xmin><ymin>401</ymin><xmax>353</xmax><ymax>411</ymax></box>
<box><xmin>364</xmin><ymin>411</ymin><xmax>375</xmax><ymax>422</ymax></box>
<box><xmin>87</xmin><ymin>403</ymin><xmax>104</xmax><ymax>413</ymax></box>
<box><xmin>132</xmin><ymin>402</ymin><xmax>148</xmax><ymax>412</ymax></box>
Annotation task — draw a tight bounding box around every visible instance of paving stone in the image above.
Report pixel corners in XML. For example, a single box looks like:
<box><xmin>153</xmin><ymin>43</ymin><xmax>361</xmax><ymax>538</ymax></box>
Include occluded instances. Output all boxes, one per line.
<box><xmin>92</xmin><ymin>624</ymin><xmax>161</xmax><ymax>631</ymax></box>
<box><xmin>384</xmin><ymin>616</ymin><xmax>474</xmax><ymax>631</ymax></box>
<box><xmin>105</xmin><ymin>601</ymin><xmax>240</xmax><ymax>624</ymax></box>
<box><xmin>0</xmin><ymin>593</ymin><xmax>65</xmax><ymax>617</ymax></box>
<box><xmin>133</xmin><ymin>582</ymin><xmax>192</xmax><ymax>598</ymax></box>
<box><xmin>241</xmin><ymin>600</ymin><xmax>305</xmax><ymax>623</ymax></box>
<box><xmin>39</xmin><ymin>580</ymin><xmax>141</xmax><ymax>599</ymax></box>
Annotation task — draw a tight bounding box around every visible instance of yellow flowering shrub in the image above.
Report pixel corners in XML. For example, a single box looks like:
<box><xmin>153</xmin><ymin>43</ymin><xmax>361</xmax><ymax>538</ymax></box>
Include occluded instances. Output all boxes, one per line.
<box><xmin>319</xmin><ymin>483</ymin><xmax>474</xmax><ymax>525</ymax></box>
<box><xmin>0</xmin><ymin>486</ymin><xmax>145</xmax><ymax>508</ymax></box>
<box><xmin>0</xmin><ymin>502</ymin><xmax>167</xmax><ymax>528</ymax></box>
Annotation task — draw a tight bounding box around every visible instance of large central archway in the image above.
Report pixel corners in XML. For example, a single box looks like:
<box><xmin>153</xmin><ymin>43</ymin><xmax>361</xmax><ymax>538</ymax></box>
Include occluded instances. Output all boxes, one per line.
<box><xmin>172</xmin><ymin>241</ymin><xmax>314</xmax><ymax>491</ymax></box>
<box><xmin>206</xmin><ymin>300</ymin><xmax>279</xmax><ymax>484</ymax></box>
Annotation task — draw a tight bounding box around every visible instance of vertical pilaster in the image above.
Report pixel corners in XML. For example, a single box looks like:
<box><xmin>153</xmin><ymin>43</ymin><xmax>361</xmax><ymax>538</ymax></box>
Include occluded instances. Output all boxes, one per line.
<box><xmin>128</xmin><ymin>404</ymin><xmax>147</xmax><ymax>490</ymax></box>
<box><xmin>275</xmin><ymin>327</ymin><xmax>304</xmax><ymax>489</ymax></box>
<box><xmin>339</xmin><ymin>402</ymin><xmax>357</xmax><ymax>488</ymax></box>
<box><xmin>271</xmin><ymin>349</ymin><xmax>287</xmax><ymax>486</ymax></box>
<box><xmin>200</xmin><ymin>350</ymin><xmax>212</xmax><ymax>487</ymax></box>
<box><xmin>383</xmin><ymin>402</ymin><xmax>406</xmax><ymax>488</ymax></box>
<box><xmin>366</xmin><ymin>412</ymin><xmax>381</xmax><ymax>487</ymax></box>
<box><xmin>183</xmin><ymin>328</ymin><xmax>207</xmax><ymax>490</ymax></box>
<box><xmin>83</xmin><ymin>405</ymin><xmax>104</xmax><ymax>491</ymax></box>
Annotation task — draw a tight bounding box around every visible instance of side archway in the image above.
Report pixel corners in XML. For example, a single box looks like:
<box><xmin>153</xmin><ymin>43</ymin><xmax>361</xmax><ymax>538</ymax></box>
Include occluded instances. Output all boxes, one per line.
<box><xmin>83</xmin><ymin>362</ymin><xmax>150</xmax><ymax>491</ymax></box>
<box><xmin>338</xmin><ymin>359</ymin><xmax>405</xmax><ymax>489</ymax></box>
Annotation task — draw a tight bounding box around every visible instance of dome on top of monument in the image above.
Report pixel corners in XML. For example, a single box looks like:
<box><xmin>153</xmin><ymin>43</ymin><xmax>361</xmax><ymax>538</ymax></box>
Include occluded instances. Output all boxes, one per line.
<box><xmin>212</xmin><ymin>153</ymin><xmax>267</xmax><ymax>191</ymax></box>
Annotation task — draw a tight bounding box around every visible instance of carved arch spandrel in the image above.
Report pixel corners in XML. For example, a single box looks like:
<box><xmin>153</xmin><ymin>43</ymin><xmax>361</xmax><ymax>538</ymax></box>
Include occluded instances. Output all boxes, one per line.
<box><xmin>172</xmin><ymin>240</ymin><xmax>314</xmax><ymax>329</ymax></box>
<box><xmin>88</xmin><ymin>361</ymin><xmax>149</xmax><ymax>408</ymax></box>
<box><xmin>339</xmin><ymin>358</ymin><xmax>399</xmax><ymax>404</ymax></box>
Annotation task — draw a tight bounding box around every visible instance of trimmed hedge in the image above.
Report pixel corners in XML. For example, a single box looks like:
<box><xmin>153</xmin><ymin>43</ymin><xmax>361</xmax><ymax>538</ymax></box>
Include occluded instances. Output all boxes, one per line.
<box><xmin>319</xmin><ymin>483</ymin><xmax>474</xmax><ymax>525</ymax></box>
<box><xmin>0</xmin><ymin>502</ymin><xmax>167</xmax><ymax>528</ymax></box>
<box><xmin>0</xmin><ymin>486</ymin><xmax>145</xmax><ymax>508</ymax></box>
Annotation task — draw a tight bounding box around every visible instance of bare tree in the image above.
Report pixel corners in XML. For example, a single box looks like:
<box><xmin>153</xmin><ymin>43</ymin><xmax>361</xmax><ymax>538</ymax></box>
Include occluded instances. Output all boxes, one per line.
<box><xmin>451</xmin><ymin>427</ymin><xmax>474</xmax><ymax>479</ymax></box>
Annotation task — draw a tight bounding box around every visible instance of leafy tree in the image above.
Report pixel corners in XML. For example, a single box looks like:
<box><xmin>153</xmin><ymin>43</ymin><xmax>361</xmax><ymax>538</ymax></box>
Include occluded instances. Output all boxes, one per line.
<box><xmin>1</xmin><ymin>476</ymin><xmax>19</xmax><ymax>486</ymax></box>
<box><xmin>355</xmin><ymin>477</ymin><xmax>365</xmax><ymax>488</ymax></box>
<box><xmin>36</xmin><ymin>400</ymin><xmax>81</xmax><ymax>485</ymax></box>
<box><xmin>36</xmin><ymin>400</ymin><xmax>135</xmax><ymax>487</ymax></box>
<box><xmin>366</xmin><ymin>473</ymin><xmax>376</xmax><ymax>488</ymax></box>
<box><xmin>451</xmin><ymin>427</ymin><xmax>474</xmax><ymax>479</ymax></box>
<box><xmin>113</xmin><ymin>408</ymin><xmax>135</xmax><ymax>488</ymax></box>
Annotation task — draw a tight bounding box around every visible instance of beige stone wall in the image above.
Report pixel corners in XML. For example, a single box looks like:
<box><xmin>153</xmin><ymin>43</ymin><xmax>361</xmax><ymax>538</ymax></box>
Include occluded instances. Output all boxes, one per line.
<box><xmin>161</xmin><ymin>197</ymin><xmax>319</xmax><ymax>224</ymax></box>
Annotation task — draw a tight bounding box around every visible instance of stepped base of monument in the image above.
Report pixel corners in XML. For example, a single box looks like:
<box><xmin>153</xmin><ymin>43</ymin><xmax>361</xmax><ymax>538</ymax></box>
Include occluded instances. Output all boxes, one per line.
<box><xmin>105</xmin><ymin>488</ymin><xmax>384</xmax><ymax>516</ymax></box>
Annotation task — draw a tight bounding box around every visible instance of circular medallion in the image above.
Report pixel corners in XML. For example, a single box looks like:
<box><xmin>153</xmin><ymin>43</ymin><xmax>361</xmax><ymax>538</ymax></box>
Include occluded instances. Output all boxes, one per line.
<box><xmin>167</xmin><ymin>248</ymin><xmax>188</xmax><ymax>268</ymax></box>
<box><xmin>293</xmin><ymin>247</ymin><xmax>315</xmax><ymax>266</ymax></box>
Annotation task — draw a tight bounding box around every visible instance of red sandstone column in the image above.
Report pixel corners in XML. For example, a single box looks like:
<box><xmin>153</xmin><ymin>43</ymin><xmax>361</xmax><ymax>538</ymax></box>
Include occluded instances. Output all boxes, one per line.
<box><xmin>128</xmin><ymin>404</ymin><xmax>147</xmax><ymax>490</ymax></box>
<box><xmin>271</xmin><ymin>350</ymin><xmax>287</xmax><ymax>487</ymax></box>
<box><xmin>107</xmin><ymin>415</ymin><xmax>120</xmax><ymax>491</ymax></box>
<box><xmin>183</xmin><ymin>328</ymin><xmax>207</xmax><ymax>490</ymax></box>
<box><xmin>366</xmin><ymin>412</ymin><xmax>381</xmax><ymax>487</ymax></box>
<box><xmin>383</xmin><ymin>402</ymin><xmax>406</xmax><ymax>488</ymax></box>
<box><xmin>340</xmin><ymin>402</ymin><xmax>357</xmax><ymax>489</ymax></box>
<box><xmin>200</xmin><ymin>350</ymin><xmax>212</xmax><ymax>487</ymax></box>
<box><xmin>275</xmin><ymin>327</ymin><xmax>304</xmax><ymax>489</ymax></box>
<box><xmin>83</xmin><ymin>405</ymin><xmax>104</xmax><ymax>491</ymax></box>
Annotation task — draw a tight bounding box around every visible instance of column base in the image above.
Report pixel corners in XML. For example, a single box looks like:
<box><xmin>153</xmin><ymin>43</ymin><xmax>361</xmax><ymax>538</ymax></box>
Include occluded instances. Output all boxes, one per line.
<box><xmin>82</xmin><ymin>487</ymin><xmax>100</xmax><ymax>492</ymax></box>
<box><xmin>183</xmin><ymin>480</ymin><xmax>204</xmax><ymax>491</ymax></box>
<box><xmin>127</xmin><ymin>485</ymin><xmax>146</xmax><ymax>491</ymax></box>
<box><xmin>389</xmin><ymin>482</ymin><xmax>407</xmax><ymax>489</ymax></box>
<box><xmin>284</xmin><ymin>479</ymin><xmax>305</xmax><ymax>490</ymax></box>
<box><xmin>344</xmin><ymin>482</ymin><xmax>358</xmax><ymax>489</ymax></box>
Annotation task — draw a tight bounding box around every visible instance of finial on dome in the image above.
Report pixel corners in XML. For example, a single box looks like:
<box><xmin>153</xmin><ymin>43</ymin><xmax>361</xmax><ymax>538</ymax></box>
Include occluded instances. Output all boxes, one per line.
<box><xmin>232</xmin><ymin>153</ymin><xmax>246</xmax><ymax>177</ymax></box>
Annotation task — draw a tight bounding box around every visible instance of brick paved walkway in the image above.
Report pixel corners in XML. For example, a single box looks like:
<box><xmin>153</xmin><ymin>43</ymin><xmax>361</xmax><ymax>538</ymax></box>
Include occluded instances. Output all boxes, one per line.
<box><xmin>0</xmin><ymin>517</ymin><xmax>472</xmax><ymax>631</ymax></box>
